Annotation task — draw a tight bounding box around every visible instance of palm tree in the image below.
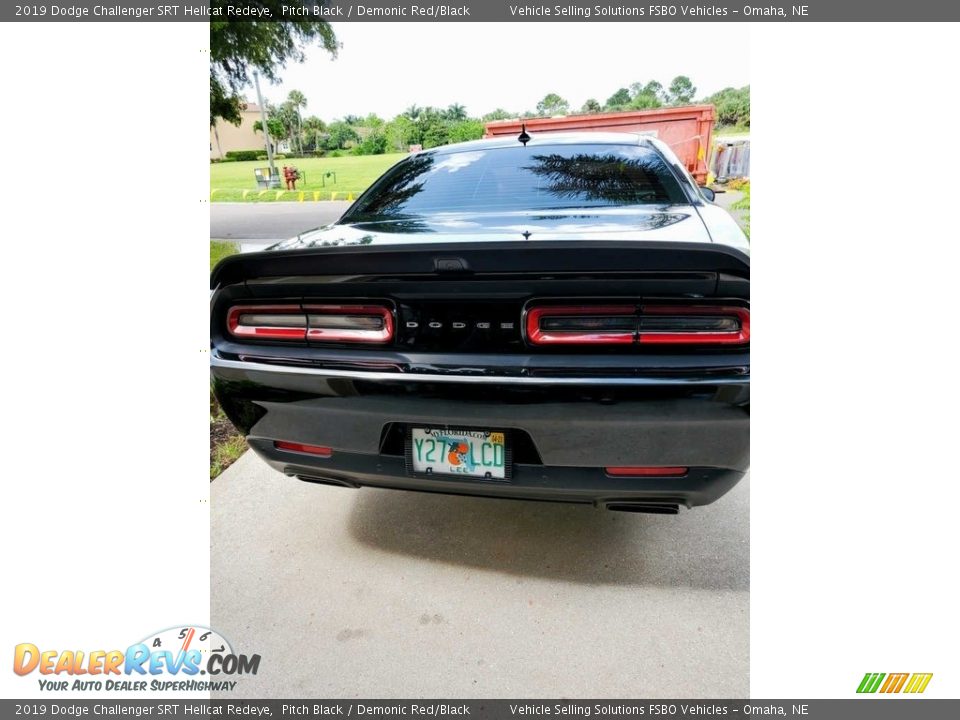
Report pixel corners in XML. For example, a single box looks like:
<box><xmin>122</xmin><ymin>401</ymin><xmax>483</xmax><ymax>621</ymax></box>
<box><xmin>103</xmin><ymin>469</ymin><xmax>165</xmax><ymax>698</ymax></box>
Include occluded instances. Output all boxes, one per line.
<box><xmin>287</xmin><ymin>89</ymin><xmax>307</xmax><ymax>155</ymax></box>
<box><xmin>580</xmin><ymin>98</ymin><xmax>602</xmax><ymax>114</ymax></box>
<box><xmin>446</xmin><ymin>103</ymin><xmax>467</xmax><ymax>121</ymax></box>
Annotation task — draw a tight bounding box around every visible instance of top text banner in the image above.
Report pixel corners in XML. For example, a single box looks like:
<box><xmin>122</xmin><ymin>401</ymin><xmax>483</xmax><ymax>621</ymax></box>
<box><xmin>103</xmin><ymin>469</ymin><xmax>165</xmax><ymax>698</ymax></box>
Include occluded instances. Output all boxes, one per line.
<box><xmin>5</xmin><ymin>0</ymin><xmax>960</xmax><ymax>22</ymax></box>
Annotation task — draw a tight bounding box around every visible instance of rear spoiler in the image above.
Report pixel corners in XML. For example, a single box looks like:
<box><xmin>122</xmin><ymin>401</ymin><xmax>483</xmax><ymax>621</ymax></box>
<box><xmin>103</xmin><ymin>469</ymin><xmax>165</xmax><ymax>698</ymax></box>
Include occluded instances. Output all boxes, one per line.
<box><xmin>210</xmin><ymin>241</ymin><xmax>749</xmax><ymax>290</ymax></box>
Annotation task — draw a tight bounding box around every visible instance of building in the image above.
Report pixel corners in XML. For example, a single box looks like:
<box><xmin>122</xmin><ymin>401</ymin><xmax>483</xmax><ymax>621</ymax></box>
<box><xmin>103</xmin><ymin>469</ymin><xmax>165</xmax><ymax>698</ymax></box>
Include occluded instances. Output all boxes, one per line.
<box><xmin>210</xmin><ymin>101</ymin><xmax>272</xmax><ymax>159</ymax></box>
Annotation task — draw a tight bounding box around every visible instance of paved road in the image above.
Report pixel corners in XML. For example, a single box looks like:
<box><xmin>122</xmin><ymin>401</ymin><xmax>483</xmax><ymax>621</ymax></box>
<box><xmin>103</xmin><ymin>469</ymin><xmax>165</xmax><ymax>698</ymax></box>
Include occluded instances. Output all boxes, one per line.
<box><xmin>211</xmin><ymin>451</ymin><xmax>748</xmax><ymax>697</ymax></box>
<box><xmin>210</xmin><ymin>202</ymin><xmax>350</xmax><ymax>241</ymax></box>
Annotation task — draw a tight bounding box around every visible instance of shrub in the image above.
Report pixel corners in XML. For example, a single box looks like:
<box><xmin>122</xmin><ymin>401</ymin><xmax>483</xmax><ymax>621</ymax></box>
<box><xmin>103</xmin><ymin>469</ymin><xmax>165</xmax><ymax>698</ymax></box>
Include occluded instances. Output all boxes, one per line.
<box><xmin>352</xmin><ymin>131</ymin><xmax>388</xmax><ymax>156</ymax></box>
<box><xmin>224</xmin><ymin>150</ymin><xmax>261</xmax><ymax>162</ymax></box>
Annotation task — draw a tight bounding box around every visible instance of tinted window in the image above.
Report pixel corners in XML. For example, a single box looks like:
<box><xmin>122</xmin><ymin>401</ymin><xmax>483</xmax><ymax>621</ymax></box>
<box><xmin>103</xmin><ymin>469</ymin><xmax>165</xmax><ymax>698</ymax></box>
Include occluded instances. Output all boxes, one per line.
<box><xmin>343</xmin><ymin>144</ymin><xmax>686</xmax><ymax>221</ymax></box>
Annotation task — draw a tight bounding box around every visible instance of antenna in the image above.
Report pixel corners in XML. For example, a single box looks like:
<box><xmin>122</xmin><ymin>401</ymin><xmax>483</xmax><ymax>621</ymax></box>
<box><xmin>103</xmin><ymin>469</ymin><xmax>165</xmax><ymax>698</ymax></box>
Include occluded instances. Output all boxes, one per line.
<box><xmin>518</xmin><ymin>123</ymin><xmax>530</xmax><ymax>146</ymax></box>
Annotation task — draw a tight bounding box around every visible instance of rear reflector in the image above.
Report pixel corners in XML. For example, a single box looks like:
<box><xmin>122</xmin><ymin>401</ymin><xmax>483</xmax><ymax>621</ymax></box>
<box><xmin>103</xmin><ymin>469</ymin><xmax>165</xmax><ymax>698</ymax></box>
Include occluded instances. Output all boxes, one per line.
<box><xmin>605</xmin><ymin>466</ymin><xmax>688</xmax><ymax>477</ymax></box>
<box><xmin>227</xmin><ymin>303</ymin><xmax>394</xmax><ymax>343</ymax></box>
<box><xmin>274</xmin><ymin>441</ymin><xmax>333</xmax><ymax>457</ymax></box>
<box><xmin>525</xmin><ymin>303</ymin><xmax>749</xmax><ymax>346</ymax></box>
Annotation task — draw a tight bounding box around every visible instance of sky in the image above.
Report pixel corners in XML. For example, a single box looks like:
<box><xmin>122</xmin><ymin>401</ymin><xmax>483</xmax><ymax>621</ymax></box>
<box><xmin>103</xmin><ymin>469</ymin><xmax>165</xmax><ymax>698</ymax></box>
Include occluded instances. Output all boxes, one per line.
<box><xmin>254</xmin><ymin>23</ymin><xmax>750</xmax><ymax>120</ymax></box>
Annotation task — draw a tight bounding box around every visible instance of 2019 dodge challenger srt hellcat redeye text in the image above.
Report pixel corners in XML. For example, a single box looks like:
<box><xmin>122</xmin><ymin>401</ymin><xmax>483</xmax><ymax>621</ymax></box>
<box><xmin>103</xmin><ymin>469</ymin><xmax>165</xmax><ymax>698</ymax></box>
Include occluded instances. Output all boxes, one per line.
<box><xmin>210</xmin><ymin>132</ymin><xmax>749</xmax><ymax>514</ymax></box>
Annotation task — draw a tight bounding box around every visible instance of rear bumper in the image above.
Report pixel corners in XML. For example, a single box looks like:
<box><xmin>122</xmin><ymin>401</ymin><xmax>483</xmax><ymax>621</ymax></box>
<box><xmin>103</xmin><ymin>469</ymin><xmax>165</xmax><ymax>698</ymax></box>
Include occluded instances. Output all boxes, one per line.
<box><xmin>211</xmin><ymin>354</ymin><xmax>749</xmax><ymax>509</ymax></box>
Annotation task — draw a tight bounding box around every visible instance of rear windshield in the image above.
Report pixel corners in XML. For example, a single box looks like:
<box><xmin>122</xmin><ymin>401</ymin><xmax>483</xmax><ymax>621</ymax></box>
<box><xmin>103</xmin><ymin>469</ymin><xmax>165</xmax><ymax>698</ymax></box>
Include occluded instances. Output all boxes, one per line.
<box><xmin>342</xmin><ymin>143</ymin><xmax>687</xmax><ymax>221</ymax></box>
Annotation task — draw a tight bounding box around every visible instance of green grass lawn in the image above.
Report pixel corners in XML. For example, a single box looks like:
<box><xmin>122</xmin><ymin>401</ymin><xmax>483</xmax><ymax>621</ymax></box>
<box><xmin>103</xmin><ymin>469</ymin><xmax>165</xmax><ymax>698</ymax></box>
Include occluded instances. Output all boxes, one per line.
<box><xmin>209</xmin><ymin>239</ymin><xmax>247</xmax><ymax>479</ymax></box>
<box><xmin>210</xmin><ymin>240</ymin><xmax>239</xmax><ymax>270</ymax></box>
<box><xmin>713</xmin><ymin>124</ymin><xmax>751</xmax><ymax>138</ymax></box>
<box><xmin>210</xmin><ymin>153</ymin><xmax>405</xmax><ymax>202</ymax></box>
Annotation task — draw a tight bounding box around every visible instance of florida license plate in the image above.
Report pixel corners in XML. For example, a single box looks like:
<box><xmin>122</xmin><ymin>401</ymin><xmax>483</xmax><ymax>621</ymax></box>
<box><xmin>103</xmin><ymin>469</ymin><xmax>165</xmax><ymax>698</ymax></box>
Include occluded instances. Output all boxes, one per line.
<box><xmin>409</xmin><ymin>428</ymin><xmax>507</xmax><ymax>480</ymax></box>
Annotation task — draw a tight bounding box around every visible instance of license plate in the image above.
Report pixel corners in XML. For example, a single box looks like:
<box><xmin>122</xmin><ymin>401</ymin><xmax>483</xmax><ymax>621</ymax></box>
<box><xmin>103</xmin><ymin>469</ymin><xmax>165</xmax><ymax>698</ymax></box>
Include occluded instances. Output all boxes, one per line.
<box><xmin>409</xmin><ymin>428</ymin><xmax>507</xmax><ymax>480</ymax></box>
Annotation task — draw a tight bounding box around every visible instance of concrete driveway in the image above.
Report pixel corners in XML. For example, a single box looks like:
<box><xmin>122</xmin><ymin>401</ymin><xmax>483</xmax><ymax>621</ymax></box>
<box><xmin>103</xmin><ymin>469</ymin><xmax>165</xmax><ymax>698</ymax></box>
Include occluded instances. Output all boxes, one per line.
<box><xmin>211</xmin><ymin>452</ymin><xmax>748</xmax><ymax>697</ymax></box>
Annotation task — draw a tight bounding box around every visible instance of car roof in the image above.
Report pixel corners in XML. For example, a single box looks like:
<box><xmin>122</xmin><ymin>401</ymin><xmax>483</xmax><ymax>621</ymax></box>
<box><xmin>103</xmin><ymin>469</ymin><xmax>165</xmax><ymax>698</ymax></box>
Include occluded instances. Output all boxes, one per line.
<box><xmin>421</xmin><ymin>131</ymin><xmax>653</xmax><ymax>155</ymax></box>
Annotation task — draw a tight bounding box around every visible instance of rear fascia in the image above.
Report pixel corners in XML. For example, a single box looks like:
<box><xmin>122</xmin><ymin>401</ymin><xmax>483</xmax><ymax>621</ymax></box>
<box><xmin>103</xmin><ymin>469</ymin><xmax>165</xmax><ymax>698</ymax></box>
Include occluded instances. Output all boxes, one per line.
<box><xmin>210</xmin><ymin>240</ymin><xmax>749</xmax><ymax>508</ymax></box>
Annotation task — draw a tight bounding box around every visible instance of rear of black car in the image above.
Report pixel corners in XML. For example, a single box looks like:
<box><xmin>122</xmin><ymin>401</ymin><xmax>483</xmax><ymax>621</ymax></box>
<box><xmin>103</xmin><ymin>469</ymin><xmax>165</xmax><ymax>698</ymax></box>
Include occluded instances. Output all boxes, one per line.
<box><xmin>210</xmin><ymin>139</ymin><xmax>749</xmax><ymax>513</ymax></box>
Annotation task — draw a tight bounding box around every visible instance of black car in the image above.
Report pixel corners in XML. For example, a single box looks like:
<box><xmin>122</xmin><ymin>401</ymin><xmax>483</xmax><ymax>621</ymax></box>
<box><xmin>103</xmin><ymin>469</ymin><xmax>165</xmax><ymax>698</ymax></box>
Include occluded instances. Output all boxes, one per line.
<box><xmin>210</xmin><ymin>132</ymin><xmax>749</xmax><ymax>514</ymax></box>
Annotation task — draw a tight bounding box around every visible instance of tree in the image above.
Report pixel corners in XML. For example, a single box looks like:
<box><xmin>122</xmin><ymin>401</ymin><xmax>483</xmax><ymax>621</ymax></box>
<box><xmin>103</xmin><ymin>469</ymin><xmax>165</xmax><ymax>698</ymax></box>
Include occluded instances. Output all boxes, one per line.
<box><xmin>325</xmin><ymin>121</ymin><xmax>360</xmax><ymax>150</ymax></box>
<box><xmin>447</xmin><ymin>119</ymin><xmax>484</xmax><ymax>143</ymax></box>
<box><xmin>629</xmin><ymin>93</ymin><xmax>662</xmax><ymax>110</ymax></box>
<box><xmin>704</xmin><ymin>86</ymin><xmax>750</xmax><ymax>127</ymax></box>
<box><xmin>353</xmin><ymin>131</ymin><xmax>388</xmax><ymax>156</ymax></box>
<box><xmin>604</xmin><ymin>87</ymin><xmax>631</xmax><ymax>110</ymax></box>
<box><xmin>482</xmin><ymin>108</ymin><xmax>514</xmax><ymax>122</ymax></box>
<box><xmin>403</xmin><ymin>104</ymin><xmax>422</xmax><ymax>121</ymax></box>
<box><xmin>252</xmin><ymin>116</ymin><xmax>285</xmax><ymax>153</ymax></box>
<box><xmin>415</xmin><ymin>108</ymin><xmax>450</xmax><ymax>148</ymax></box>
<box><xmin>385</xmin><ymin>115</ymin><xmax>416</xmax><ymax>151</ymax></box>
<box><xmin>445</xmin><ymin>103</ymin><xmax>467</xmax><ymax>121</ymax></box>
<box><xmin>667</xmin><ymin>76</ymin><xmax>697</xmax><ymax>105</ymax></box>
<box><xmin>209</xmin><ymin>5</ymin><xmax>338</xmax><ymax>125</ymax></box>
<box><xmin>580</xmin><ymin>98</ymin><xmax>602</xmax><ymax>114</ymax></box>
<box><xmin>625</xmin><ymin>80</ymin><xmax>664</xmax><ymax>110</ymax></box>
<box><xmin>286</xmin><ymin>89</ymin><xmax>307</xmax><ymax>154</ymax></box>
<box><xmin>631</xmin><ymin>80</ymin><xmax>665</xmax><ymax>102</ymax></box>
<box><xmin>536</xmin><ymin>93</ymin><xmax>569</xmax><ymax>117</ymax></box>
<box><xmin>301</xmin><ymin>115</ymin><xmax>327</xmax><ymax>152</ymax></box>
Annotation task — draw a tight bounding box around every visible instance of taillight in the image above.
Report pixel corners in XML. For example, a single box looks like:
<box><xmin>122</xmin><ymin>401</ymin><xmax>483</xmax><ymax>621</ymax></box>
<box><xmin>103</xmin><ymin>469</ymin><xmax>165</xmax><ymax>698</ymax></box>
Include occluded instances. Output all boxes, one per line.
<box><xmin>639</xmin><ymin>306</ymin><xmax>749</xmax><ymax>345</ymax></box>
<box><xmin>526</xmin><ymin>305</ymin><xmax>637</xmax><ymax>345</ymax></box>
<box><xmin>525</xmin><ymin>303</ymin><xmax>748</xmax><ymax>346</ymax></box>
<box><xmin>303</xmin><ymin>304</ymin><xmax>394</xmax><ymax>343</ymax></box>
<box><xmin>227</xmin><ymin>305</ymin><xmax>306</xmax><ymax>340</ymax></box>
<box><xmin>227</xmin><ymin>303</ymin><xmax>394</xmax><ymax>343</ymax></box>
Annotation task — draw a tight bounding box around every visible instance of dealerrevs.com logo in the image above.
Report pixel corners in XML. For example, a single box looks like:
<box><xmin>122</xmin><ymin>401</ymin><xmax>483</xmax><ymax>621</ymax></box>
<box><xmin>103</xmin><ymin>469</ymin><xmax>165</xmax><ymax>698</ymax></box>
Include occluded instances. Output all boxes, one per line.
<box><xmin>857</xmin><ymin>672</ymin><xmax>933</xmax><ymax>694</ymax></box>
<box><xmin>13</xmin><ymin>625</ymin><xmax>260</xmax><ymax>692</ymax></box>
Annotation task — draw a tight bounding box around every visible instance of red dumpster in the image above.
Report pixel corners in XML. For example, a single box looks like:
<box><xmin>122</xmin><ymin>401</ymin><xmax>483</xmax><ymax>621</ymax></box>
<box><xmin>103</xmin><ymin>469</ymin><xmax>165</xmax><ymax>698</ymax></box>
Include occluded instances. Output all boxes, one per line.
<box><xmin>484</xmin><ymin>105</ymin><xmax>715</xmax><ymax>184</ymax></box>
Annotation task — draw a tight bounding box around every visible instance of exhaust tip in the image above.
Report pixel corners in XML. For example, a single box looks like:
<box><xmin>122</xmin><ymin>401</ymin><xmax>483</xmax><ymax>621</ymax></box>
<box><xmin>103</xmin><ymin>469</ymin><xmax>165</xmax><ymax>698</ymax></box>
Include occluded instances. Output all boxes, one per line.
<box><xmin>296</xmin><ymin>474</ymin><xmax>360</xmax><ymax>489</ymax></box>
<box><xmin>605</xmin><ymin>502</ymin><xmax>679</xmax><ymax>515</ymax></box>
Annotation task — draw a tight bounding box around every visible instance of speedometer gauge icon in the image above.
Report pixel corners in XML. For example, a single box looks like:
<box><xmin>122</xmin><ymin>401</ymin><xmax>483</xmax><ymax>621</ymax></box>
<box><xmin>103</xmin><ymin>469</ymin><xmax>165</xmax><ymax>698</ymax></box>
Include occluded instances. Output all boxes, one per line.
<box><xmin>138</xmin><ymin>625</ymin><xmax>234</xmax><ymax>673</ymax></box>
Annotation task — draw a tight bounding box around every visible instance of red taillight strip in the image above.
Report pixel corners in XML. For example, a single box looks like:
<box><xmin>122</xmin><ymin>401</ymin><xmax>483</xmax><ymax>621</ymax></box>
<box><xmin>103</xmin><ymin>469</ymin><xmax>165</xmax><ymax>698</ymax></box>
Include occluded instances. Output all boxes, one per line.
<box><xmin>639</xmin><ymin>306</ymin><xmax>749</xmax><ymax>345</ymax></box>
<box><xmin>227</xmin><ymin>305</ymin><xmax>306</xmax><ymax>340</ymax></box>
<box><xmin>526</xmin><ymin>305</ymin><xmax>637</xmax><ymax>345</ymax></box>
<box><xmin>303</xmin><ymin>304</ymin><xmax>394</xmax><ymax>344</ymax></box>
<box><xmin>605</xmin><ymin>466</ymin><xmax>688</xmax><ymax>477</ymax></box>
<box><xmin>226</xmin><ymin>303</ymin><xmax>394</xmax><ymax>343</ymax></box>
<box><xmin>274</xmin><ymin>441</ymin><xmax>333</xmax><ymax>457</ymax></box>
<box><xmin>525</xmin><ymin>303</ymin><xmax>749</xmax><ymax>346</ymax></box>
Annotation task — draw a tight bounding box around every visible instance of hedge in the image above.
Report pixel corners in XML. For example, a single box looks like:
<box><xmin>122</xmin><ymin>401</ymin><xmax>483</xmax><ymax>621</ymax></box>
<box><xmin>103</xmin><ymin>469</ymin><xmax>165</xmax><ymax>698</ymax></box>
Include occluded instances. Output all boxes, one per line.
<box><xmin>224</xmin><ymin>150</ymin><xmax>262</xmax><ymax>162</ymax></box>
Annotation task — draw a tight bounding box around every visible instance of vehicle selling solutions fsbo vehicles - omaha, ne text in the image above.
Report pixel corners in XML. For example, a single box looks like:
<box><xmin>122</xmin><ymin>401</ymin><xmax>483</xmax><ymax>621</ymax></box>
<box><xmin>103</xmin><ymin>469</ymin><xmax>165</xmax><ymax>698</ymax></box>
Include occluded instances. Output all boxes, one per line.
<box><xmin>210</xmin><ymin>132</ymin><xmax>750</xmax><ymax>514</ymax></box>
